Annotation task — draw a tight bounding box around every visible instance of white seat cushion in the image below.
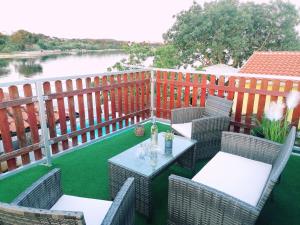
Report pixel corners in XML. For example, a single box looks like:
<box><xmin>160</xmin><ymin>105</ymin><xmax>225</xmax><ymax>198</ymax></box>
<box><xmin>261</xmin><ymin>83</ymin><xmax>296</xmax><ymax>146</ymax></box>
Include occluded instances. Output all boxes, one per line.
<box><xmin>51</xmin><ymin>195</ymin><xmax>112</xmax><ymax>225</ymax></box>
<box><xmin>192</xmin><ymin>151</ymin><xmax>272</xmax><ymax>206</ymax></box>
<box><xmin>171</xmin><ymin>122</ymin><xmax>192</xmax><ymax>139</ymax></box>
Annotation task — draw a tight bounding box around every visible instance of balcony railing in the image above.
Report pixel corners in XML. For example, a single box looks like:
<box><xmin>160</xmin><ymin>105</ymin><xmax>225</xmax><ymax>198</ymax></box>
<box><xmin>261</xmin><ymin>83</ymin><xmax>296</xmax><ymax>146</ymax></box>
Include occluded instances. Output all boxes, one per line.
<box><xmin>0</xmin><ymin>67</ymin><xmax>299</xmax><ymax>176</ymax></box>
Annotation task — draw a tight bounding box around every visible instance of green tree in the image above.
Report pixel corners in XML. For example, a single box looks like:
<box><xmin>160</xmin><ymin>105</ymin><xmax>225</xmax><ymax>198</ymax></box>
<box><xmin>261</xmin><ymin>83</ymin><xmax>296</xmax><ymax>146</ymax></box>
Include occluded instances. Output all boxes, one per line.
<box><xmin>165</xmin><ymin>0</ymin><xmax>300</xmax><ymax>67</ymax></box>
<box><xmin>153</xmin><ymin>44</ymin><xmax>180</xmax><ymax>68</ymax></box>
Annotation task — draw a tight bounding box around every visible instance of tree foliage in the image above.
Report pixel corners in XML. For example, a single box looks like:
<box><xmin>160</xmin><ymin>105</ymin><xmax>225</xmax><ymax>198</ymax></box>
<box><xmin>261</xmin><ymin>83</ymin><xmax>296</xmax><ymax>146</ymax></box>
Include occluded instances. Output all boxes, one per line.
<box><xmin>165</xmin><ymin>0</ymin><xmax>300</xmax><ymax>67</ymax></box>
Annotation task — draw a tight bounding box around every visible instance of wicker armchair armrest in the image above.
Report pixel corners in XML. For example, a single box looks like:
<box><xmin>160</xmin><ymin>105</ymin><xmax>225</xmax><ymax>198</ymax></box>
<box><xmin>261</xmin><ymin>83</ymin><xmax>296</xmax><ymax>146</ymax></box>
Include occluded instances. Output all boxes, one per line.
<box><xmin>168</xmin><ymin>175</ymin><xmax>259</xmax><ymax>225</ymax></box>
<box><xmin>221</xmin><ymin>132</ymin><xmax>282</xmax><ymax>165</ymax></box>
<box><xmin>191</xmin><ymin>115</ymin><xmax>231</xmax><ymax>139</ymax></box>
<box><xmin>102</xmin><ymin>177</ymin><xmax>135</xmax><ymax>225</ymax></box>
<box><xmin>171</xmin><ymin>107</ymin><xmax>205</xmax><ymax>124</ymax></box>
<box><xmin>12</xmin><ymin>168</ymin><xmax>63</xmax><ymax>210</ymax></box>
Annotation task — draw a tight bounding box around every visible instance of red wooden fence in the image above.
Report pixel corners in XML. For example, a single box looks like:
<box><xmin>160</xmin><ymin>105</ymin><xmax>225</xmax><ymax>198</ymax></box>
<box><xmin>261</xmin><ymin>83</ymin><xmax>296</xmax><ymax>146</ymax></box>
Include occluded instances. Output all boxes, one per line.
<box><xmin>154</xmin><ymin>70</ymin><xmax>300</xmax><ymax>133</ymax></box>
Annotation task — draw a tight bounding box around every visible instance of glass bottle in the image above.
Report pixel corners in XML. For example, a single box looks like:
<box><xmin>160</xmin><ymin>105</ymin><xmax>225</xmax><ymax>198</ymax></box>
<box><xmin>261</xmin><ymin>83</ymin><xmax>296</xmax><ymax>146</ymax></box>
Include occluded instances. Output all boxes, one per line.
<box><xmin>151</xmin><ymin>116</ymin><xmax>158</xmax><ymax>145</ymax></box>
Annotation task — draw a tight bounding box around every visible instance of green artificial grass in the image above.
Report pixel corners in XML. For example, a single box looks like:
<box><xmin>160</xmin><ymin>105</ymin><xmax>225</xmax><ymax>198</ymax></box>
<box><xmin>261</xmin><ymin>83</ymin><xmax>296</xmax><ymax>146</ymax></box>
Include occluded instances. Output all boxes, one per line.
<box><xmin>0</xmin><ymin>122</ymin><xmax>300</xmax><ymax>225</ymax></box>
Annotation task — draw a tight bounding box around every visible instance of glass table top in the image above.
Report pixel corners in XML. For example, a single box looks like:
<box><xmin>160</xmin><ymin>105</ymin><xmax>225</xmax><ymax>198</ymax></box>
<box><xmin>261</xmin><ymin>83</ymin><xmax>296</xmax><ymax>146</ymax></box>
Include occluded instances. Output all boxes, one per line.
<box><xmin>109</xmin><ymin>132</ymin><xmax>196</xmax><ymax>178</ymax></box>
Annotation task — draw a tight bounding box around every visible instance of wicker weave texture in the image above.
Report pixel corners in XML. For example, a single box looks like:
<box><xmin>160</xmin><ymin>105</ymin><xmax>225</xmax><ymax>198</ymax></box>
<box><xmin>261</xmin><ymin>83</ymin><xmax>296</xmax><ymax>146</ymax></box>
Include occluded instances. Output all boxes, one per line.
<box><xmin>171</xmin><ymin>95</ymin><xmax>233</xmax><ymax>160</ymax></box>
<box><xmin>167</xmin><ymin>128</ymin><xmax>296</xmax><ymax>225</ymax></box>
<box><xmin>0</xmin><ymin>169</ymin><xmax>135</xmax><ymax>225</ymax></box>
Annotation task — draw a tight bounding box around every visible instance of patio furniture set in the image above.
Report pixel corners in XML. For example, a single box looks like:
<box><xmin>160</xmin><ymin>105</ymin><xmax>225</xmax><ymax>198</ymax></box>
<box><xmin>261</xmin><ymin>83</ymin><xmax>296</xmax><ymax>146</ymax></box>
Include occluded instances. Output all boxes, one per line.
<box><xmin>0</xmin><ymin>95</ymin><xmax>296</xmax><ymax>225</ymax></box>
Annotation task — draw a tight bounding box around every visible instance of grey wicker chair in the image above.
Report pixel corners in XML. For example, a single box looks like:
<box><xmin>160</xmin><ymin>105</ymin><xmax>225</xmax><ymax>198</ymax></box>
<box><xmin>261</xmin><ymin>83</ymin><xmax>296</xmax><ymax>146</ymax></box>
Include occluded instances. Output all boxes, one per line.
<box><xmin>0</xmin><ymin>168</ymin><xmax>135</xmax><ymax>225</ymax></box>
<box><xmin>171</xmin><ymin>95</ymin><xmax>233</xmax><ymax>160</ymax></box>
<box><xmin>167</xmin><ymin>127</ymin><xmax>296</xmax><ymax>225</ymax></box>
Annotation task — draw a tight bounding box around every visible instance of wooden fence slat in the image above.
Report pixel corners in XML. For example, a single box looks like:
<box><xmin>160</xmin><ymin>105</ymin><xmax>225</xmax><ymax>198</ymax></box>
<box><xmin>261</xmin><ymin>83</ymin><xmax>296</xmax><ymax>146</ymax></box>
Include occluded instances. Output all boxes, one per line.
<box><xmin>23</xmin><ymin>84</ymin><xmax>42</xmax><ymax>160</ymax></box>
<box><xmin>135</xmin><ymin>72</ymin><xmax>140</xmax><ymax>122</ymax></box>
<box><xmin>102</xmin><ymin>76</ymin><xmax>110</xmax><ymax>134</ymax></box>
<box><xmin>43</xmin><ymin>82</ymin><xmax>59</xmax><ymax>154</ymax></box>
<box><xmin>66</xmin><ymin>79</ymin><xmax>78</xmax><ymax>146</ymax></box>
<box><xmin>227</xmin><ymin>77</ymin><xmax>235</xmax><ymax>101</ymax></box>
<box><xmin>76</xmin><ymin>78</ymin><xmax>87</xmax><ymax>143</ymax></box>
<box><xmin>141</xmin><ymin>72</ymin><xmax>145</xmax><ymax>120</ymax></box>
<box><xmin>130</xmin><ymin>73</ymin><xmax>135</xmax><ymax>124</ymax></box>
<box><xmin>218</xmin><ymin>76</ymin><xmax>225</xmax><ymax>97</ymax></box>
<box><xmin>156</xmin><ymin>71</ymin><xmax>161</xmax><ymax>117</ymax></box>
<box><xmin>283</xmin><ymin>80</ymin><xmax>293</xmax><ymax>115</ymax></box>
<box><xmin>256</xmin><ymin>79</ymin><xmax>269</xmax><ymax>121</ymax></box>
<box><xmin>184</xmin><ymin>73</ymin><xmax>190</xmax><ymax>107</ymax></box>
<box><xmin>0</xmin><ymin>88</ymin><xmax>16</xmax><ymax>171</ymax></box>
<box><xmin>163</xmin><ymin>71</ymin><xmax>168</xmax><ymax>118</ymax></box>
<box><xmin>200</xmin><ymin>75</ymin><xmax>207</xmax><ymax>107</ymax></box>
<box><xmin>123</xmin><ymin>74</ymin><xmax>129</xmax><ymax>126</ymax></box>
<box><xmin>176</xmin><ymin>72</ymin><xmax>183</xmax><ymax>108</ymax></box>
<box><xmin>170</xmin><ymin>72</ymin><xmax>175</xmax><ymax>110</ymax></box>
<box><xmin>94</xmin><ymin>77</ymin><xmax>102</xmax><ymax>137</ymax></box>
<box><xmin>117</xmin><ymin>74</ymin><xmax>123</xmax><ymax>128</ymax></box>
<box><xmin>110</xmin><ymin>76</ymin><xmax>117</xmax><ymax>131</ymax></box>
<box><xmin>292</xmin><ymin>81</ymin><xmax>300</xmax><ymax>127</ymax></box>
<box><xmin>244</xmin><ymin>78</ymin><xmax>257</xmax><ymax>134</ymax></box>
<box><xmin>192</xmin><ymin>74</ymin><xmax>198</xmax><ymax>106</ymax></box>
<box><xmin>9</xmin><ymin>86</ymin><xmax>30</xmax><ymax>165</ymax></box>
<box><xmin>209</xmin><ymin>75</ymin><xmax>216</xmax><ymax>96</ymax></box>
<box><xmin>270</xmin><ymin>80</ymin><xmax>280</xmax><ymax>102</ymax></box>
<box><xmin>234</xmin><ymin>77</ymin><xmax>246</xmax><ymax>132</ymax></box>
<box><xmin>86</xmin><ymin>77</ymin><xmax>95</xmax><ymax>139</ymax></box>
<box><xmin>55</xmin><ymin>81</ymin><xmax>69</xmax><ymax>150</ymax></box>
<box><xmin>146</xmin><ymin>72</ymin><xmax>151</xmax><ymax>117</ymax></box>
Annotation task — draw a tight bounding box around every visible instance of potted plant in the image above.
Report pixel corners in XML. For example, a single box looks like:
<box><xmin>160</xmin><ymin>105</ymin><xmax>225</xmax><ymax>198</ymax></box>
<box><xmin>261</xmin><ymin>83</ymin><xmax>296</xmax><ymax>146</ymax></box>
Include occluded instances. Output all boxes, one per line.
<box><xmin>252</xmin><ymin>91</ymin><xmax>300</xmax><ymax>143</ymax></box>
<box><xmin>164</xmin><ymin>130</ymin><xmax>174</xmax><ymax>155</ymax></box>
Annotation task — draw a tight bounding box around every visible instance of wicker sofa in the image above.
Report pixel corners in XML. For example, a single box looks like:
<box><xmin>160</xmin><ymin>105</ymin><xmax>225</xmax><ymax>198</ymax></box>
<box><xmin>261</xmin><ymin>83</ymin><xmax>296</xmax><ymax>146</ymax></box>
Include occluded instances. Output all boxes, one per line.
<box><xmin>168</xmin><ymin>127</ymin><xmax>296</xmax><ymax>225</ymax></box>
<box><xmin>0</xmin><ymin>169</ymin><xmax>135</xmax><ymax>225</ymax></box>
<box><xmin>171</xmin><ymin>95</ymin><xmax>233</xmax><ymax>160</ymax></box>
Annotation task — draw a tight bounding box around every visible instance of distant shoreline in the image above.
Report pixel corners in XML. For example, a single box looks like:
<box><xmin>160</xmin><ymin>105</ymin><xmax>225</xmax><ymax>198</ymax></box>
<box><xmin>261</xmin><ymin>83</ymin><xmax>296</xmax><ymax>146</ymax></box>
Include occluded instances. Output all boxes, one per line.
<box><xmin>0</xmin><ymin>49</ymin><xmax>124</xmax><ymax>59</ymax></box>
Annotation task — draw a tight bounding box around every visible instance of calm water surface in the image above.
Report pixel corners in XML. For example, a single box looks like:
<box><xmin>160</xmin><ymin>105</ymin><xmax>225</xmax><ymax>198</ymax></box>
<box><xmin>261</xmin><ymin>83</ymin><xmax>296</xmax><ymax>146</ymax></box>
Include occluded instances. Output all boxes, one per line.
<box><xmin>0</xmin><ymin>51</ymin><xmax>128</xmax><ymax>83</ymax></box>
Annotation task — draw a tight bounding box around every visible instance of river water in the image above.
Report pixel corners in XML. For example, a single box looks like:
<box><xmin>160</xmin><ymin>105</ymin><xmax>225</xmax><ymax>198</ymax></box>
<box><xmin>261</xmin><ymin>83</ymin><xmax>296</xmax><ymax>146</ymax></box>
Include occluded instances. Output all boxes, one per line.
<box><xmin>0</xmin><ymin>51</ymin><xmax>128</xmax><ymax>83</ymax></box>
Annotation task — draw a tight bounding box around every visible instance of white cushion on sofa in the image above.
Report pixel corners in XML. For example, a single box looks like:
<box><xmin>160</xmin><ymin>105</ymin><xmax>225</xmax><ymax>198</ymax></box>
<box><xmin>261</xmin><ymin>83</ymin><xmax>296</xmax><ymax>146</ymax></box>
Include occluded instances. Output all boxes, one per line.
<box><xmin>171</xmin><ymin>122</ymin><xmax>192</xmax><ymax>139</ymax></box>
<box><xmin>51</xmin><ymin>195</ymin><xmax>112</xmax><ymax>225</ymax></box>
<box><xmin>192</xmin><ymin>151</ymin><xmax>272</xmax><ymax>206</ymax></box>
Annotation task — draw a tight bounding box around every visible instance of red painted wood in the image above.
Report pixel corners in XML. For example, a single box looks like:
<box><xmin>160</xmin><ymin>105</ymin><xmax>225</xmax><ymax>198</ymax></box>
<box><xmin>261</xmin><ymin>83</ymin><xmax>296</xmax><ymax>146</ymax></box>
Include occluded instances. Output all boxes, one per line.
<box><xmin>209</xmin><ymin>75</ymin><xmax>216</xmax><ymax>96</ymax></box>
<box><xmin>218</xmin><ymin>76</ymin><xmax>225</xmax><ymax>97</ymax></box>
<box><xmin>23</xmin><ymin>84</ymin><xmax>42</xmax><ymax>160</ymax></box>
<box><xmin>117</xmin><ymin>74</ymin><xmax>123</xmax><ymax>128</ymax></box>
<box><xmin>234</xmin><ymin>77</ymin><xmax>246</xmax><ymax>132</ymax></box>
<box><xmin>135</xmin><ymin>72</ymin><xmax>140</xmax><ymax>122</ymax></box>
<box><xmin>156</xmin><ymin>70</ymin><xmax>161</xmax><ymax>117</ymax></box>
<box><xmin>86</xmin><ymin>77</ymin><xmax>95</xmax><ymax>139</ymax></box>
<box><xmin>170</xmin><ymin>72</ymin><xmax>175</xmax><ymax>110</ymax></box>
<box><xmin>141</xmin><ymin>72</ymin><xmax>145</xmax><ymax>120</ymax></box>
<box><xmin>256</xmin><ymin>79</ymin><xmax>269</xmax><ymax>121</ymax></box>
<box><xmin>146</xmin><ymin>72</ymin><xmax>151</xmax><ymax>117</ymax></box>
<box><xmin>43</xmin><ymin>82</ymin><xmax>59</xmax><ymax>153</ymax></box>
<box><xmin>123</xmin><ymin>73</ymin><xmax>129</xmax><ymax>126</ymax></box>
<box><xmin>110</xmin><ymin>76</ymin><xmax>117</xmax><ymax>131</ymax></box>
<box><xmin>76</xmin><ymin>79</ymin><xmax>87</xmax><ymax>143</ymax></box>
<box><xmin>55</xmin><ymin>81</ymin><xmax>69</xmax><ymax>150</ymax></box>
<box><xmin>176</xmin><ymin>72</ymin><xmax>183</xmax><ymax>108</ymax></box>
<box><xmin>94</xmin><ymin>77</ymin><xmax>102</xmax><ymax>137</ymax></box>
<box><xmin>0</xmin><ymin>88</ymin><xmax>16</xmax><ymax>170</ymax></box>
<box><xmin>192</xmin><ymin>74</ymin><xmax>198</xmax><ymax>106</ymax></box>
<box><xmin>270</xmin><ymin>80</ymin><xmax>280</xmax><ymax>102</ymax></box>
<box><xmin>130</xmin><ymin>73</ymin><xmax>135</xmax><ymax>124</ymax></box>
<box><xmin>184</xmin><ymin>73</ymin><xmax>190</xmax><ymax>107</ymax></box>
<box><xmin>163</xmin><ymin>71</ymin><xmax>168</xmax><ymax>118</ymax></box>
<box><xmin>292</xmin><ymin>81</ymin><xmax>300</xmax><ymax>127</ymax></box>
<box><xmin>66</xmin><ymin>79</ymin><xmax>78</xmax><ymax>146</ymax></box>
<box><xmin>227</xmin><ymin>77</ymin><xmax>236</xmax><ymax>100</ymax></box>
<box><xmin>245</xmin><ymin>78</ymin><xmax>257</xmax><ymax>134</ymax></box>
<box><xmin>8</xmin><ymin>86</ymin><xmax>30</xmax><ymax>165</ymax></box>
<box><xmin>200</xmin><ymin>75</ymin><xmax>207</xmax><ymax>107</ymax></box>
<box><xmin>102</xmin><ymin>76</ymin><xmax>110</xmax><ymax>134</ymax></box>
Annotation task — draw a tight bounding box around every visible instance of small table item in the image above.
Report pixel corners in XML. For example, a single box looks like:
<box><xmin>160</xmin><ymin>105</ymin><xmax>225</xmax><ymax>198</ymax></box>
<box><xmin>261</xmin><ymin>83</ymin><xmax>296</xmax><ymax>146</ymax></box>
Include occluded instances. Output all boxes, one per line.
<box><xmin>108</xmin><ymin>132</ymin><xmax>196</xmax><ymax>219</ymax></box>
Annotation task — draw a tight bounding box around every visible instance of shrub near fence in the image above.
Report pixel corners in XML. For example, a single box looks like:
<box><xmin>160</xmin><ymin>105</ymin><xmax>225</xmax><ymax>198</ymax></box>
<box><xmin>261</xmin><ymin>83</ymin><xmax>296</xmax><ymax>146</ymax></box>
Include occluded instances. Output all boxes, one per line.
<box><xmin>0</xmin><ymin>69</ymin><xmax>151</xmax><ymax>173</ymax></box>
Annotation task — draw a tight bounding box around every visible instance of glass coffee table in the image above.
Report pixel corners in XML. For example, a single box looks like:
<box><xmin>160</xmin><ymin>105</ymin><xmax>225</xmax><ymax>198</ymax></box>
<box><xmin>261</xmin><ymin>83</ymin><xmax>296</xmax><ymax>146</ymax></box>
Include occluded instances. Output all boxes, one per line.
<box><xmin>108</xmin><ymin>132</ymin><xmax>196</xmax><ymax>219</ymax></box>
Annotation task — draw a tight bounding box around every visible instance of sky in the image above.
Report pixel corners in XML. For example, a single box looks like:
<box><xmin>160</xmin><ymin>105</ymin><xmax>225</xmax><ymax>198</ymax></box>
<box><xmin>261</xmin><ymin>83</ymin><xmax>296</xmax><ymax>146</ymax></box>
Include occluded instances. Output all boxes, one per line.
<box><xmin>0</xmin><ymin>0</ymin><xmax>299</xmax><ymax>42</ymax></box>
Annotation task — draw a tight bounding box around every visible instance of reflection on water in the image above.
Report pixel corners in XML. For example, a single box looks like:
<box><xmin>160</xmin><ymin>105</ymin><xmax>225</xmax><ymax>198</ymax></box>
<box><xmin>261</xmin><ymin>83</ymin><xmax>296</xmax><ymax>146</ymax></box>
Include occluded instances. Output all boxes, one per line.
<box><xmin>15</xmin><ymin>59</ymin><xmax>43</xmax><ymax>77</ymax></box>
<box><xmin>0</xmin><ymin>51</ymin><xmax>127</xmax><ymax>83</ymax></box>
